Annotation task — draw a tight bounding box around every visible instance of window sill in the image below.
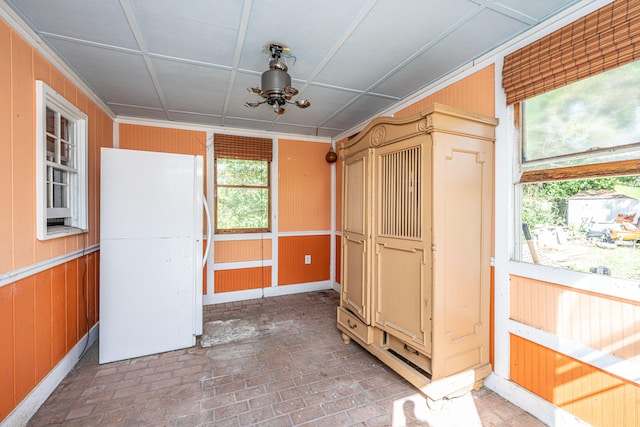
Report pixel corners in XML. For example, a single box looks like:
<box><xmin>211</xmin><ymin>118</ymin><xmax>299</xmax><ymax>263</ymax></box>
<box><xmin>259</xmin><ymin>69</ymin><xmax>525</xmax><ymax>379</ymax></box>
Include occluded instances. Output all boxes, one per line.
<box><xmin>505</xmin><ymin>259</ymin><xmax>640</xmax><ymax>303</ymax></box>
<box><xmin>39</xmin><ymin>225</ymin><xmax>87</xmax><ymax>241</ymax></box>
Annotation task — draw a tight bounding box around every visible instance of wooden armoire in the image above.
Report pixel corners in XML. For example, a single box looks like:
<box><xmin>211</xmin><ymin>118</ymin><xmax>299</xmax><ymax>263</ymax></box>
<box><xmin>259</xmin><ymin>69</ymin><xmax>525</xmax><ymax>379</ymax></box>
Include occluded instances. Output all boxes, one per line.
<box><xmin>337</xmin><ymin>103</ymin><xmax>497</xmax><ymax>402</ymax></box>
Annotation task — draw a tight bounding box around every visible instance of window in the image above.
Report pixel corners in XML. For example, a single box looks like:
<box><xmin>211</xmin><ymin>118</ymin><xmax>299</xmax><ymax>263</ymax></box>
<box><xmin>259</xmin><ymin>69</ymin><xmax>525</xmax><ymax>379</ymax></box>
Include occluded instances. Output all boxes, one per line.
<box><xmin>214</xmin><ymin>134</ymin><xmax>272</xmax><ymax>233</ymax></box>
<box><xmin>516</xmin><ymin>60</ymin><xmax>640</xmax><ymax>281</ymax></box>
<box><xmin>521</xmin><ymin>60</ymin><xmax>640</xmax><ymax>171</ymax></box>
<box><xmin>215</xmin><ymin>159</ymin><xmax>270</xmax><ymax>232</ymax></box>
<box><xmin>35</xmin><ymin>81</ymin><xmax>88</xmax><ymax>240</ymax></box>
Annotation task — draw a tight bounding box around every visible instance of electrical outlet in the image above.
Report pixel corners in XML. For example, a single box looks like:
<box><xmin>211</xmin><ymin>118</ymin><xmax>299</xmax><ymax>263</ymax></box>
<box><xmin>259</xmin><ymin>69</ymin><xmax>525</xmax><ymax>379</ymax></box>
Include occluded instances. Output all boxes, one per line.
<box><xmin>305</xmin><ymin>255</ymin><xmax>311</xmax><ymax>264</ymax></box>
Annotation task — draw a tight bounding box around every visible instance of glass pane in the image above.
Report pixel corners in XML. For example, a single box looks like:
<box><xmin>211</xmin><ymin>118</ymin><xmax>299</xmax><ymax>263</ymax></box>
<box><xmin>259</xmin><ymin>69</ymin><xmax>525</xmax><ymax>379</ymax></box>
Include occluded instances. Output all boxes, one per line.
<box><xmin>51</xmin><ymin>169</ymin><xmax>67</xmax><ymax>208</ymax></box>
<box><xmin>47</xmin><ymin>135</ymin><xmax>56</xmax><ymax>161</ymax></box>
<box><xmin>60</xmin><ymin>115</ymin><xmax>69</xmax><ymax>141</ymax></box>
<box><xmin>60</xmin><ymin>141</ymin><xmax>73</xmax><ymax>167</ymax></box>
<box><xmin>52</xmin><ymin>184</ymin><xmax>67</xmax><ymax>208</ymax></box>
<box><xmin>46</xmin><ymin>107</ymin><xmax>56</xmax><ymax>134</ymax></box>
<box><xmin>519</xmin><ymin>175</ymin><xmax>640</xmax><ymax>281</ymax></box>
<box><xmin>216</xmin><ymin>187</ymin><xmax>269</xmax><ymax>230</ymax></box>
<box><xmin>523</xmin><ymin>60</ymin><xmax>640</xmax><ymax>162</ymax></box>
<box><xmin>217</xmin><ymin>159</ymin><xmax>268</xmax><ymax>186</ymax></box>
<box><xmin>52</xmin><ymin>168</ymin><xmax>66</xmax><ymax>184</ymax></box>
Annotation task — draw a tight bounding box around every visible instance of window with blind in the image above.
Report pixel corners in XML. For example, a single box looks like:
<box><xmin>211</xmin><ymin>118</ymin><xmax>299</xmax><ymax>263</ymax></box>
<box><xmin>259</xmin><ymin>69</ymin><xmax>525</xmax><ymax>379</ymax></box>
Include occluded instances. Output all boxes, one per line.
<box><xmin>503</xmin><ymin>0</ymin><xmax>640</xmax><ymax>281</ymax></box>
<box><xmin>214</xmin><ymin>134</ymin><xmax>272</xmax><ymax>233</ymax></box>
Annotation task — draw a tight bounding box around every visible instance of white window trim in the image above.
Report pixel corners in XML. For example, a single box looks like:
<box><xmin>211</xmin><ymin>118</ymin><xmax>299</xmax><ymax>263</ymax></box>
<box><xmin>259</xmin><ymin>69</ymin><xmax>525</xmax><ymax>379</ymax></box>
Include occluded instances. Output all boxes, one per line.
<box><xmin>35</xmin><ymin>80</ymin><xmax>88</xmax><ymax>240</ymax></box>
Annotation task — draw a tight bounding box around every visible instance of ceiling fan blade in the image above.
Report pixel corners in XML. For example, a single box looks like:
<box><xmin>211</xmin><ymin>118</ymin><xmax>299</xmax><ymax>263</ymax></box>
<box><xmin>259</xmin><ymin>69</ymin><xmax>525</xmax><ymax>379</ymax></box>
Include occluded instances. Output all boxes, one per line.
<box><xmin>284</xmin><ymin>85</ymin><xmax>298</xmax><ymax>96</ymax></box>
<box><xmin>295</xmin><ymin>99</ymin><xmax>310</xmax><ymax>108</ymax></box>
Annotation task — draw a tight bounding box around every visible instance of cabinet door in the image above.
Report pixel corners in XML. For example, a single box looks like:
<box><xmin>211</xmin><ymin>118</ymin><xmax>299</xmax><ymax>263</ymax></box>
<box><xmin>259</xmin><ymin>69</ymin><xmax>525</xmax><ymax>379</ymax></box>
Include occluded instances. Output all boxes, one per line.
<box><xmin>341</xmin><ymin>150</ymin><xmax>371</xmax><ymax>323</ymax></box>
<box><xmin>373</xmin><ymin>138</ymin><xmax>432</xmax><ymax>354</ymax></box>
<box><xmin>431</xmin><ymin>134</ymin><xmax>493</xmax><ymax>379</ymax></box>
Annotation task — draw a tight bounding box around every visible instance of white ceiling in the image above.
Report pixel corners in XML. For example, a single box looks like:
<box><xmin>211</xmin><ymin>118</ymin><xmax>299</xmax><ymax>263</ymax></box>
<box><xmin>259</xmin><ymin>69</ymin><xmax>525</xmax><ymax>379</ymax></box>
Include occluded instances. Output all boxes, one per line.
<box><xmin>4</xmin><ymin>0</ymin><xmax>582</xmax><ymax>138</ymax></box>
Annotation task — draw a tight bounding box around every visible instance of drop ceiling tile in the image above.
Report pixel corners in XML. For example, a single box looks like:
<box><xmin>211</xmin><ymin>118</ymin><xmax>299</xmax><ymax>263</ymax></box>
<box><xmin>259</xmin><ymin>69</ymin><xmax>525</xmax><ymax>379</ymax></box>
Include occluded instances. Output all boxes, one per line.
<box><xmin>373</xmin><ymin>7</ymin><xmax>529</xmax><ymax>98</ymax></box>
<box><xmin>269</xmin><ymin>122</ymin><xmax>327</xmax><ymax>137</ymax></box>
<box><xmin>152</xmin><ymin>57</ymin><xmax>230</xmax><ymax>115</ymax></box>
<box><xmin>168</xmin><ymin>111</ymin><xmax>223</xmax><ymax>127</ymax></box>
<box><xmin>46</xmin><ymin>38</ymin><xmax>162</xmax><ymax>107</ymax></box>
<box><xmin>238</xmin><ymin>0</ymin><xmax>371</xmax><ymax>79</ymax></box>
<box><xmin>222</xmin><ymin>116</ymin><xmax>276</xmax><ymax>133</ymax></box>
<box><xmin>4</xmin><ymin>0</ymin><xmax>583</xmax><ymax>137</ymax></box>
<box><xmin>314</xmin><ymin>0</ymin><xmax>477</xmax><ymax>91</ymax></box>
<box><xmin>321</xmin><ymin>94</ymin><xmax>394</xmax><ymax>130</ymax></box>
<box><xmin>7</xmin><ymin>0</ymin><xmax>138</xmax><ymax>49</ymax></box>
<box><xmin>130</xmin><ymin>0</ymin><xmax>244</xmax><ymax>65</ymax></box>
<box><xmin>111</xmin><ymin>105</ymin><xmax>168</xmax><ymax>121</ymax></box>
<box><xmin>495</xmin><ymin>0</ymin><xmax>582</xmax><ymax>21</ymax></box>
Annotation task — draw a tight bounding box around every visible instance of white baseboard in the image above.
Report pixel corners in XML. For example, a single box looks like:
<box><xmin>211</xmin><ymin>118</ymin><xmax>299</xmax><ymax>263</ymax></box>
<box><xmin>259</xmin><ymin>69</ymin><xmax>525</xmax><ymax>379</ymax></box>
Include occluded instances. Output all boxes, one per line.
<box><xmin>484</xmin><ymin>373</ymin><xmax>590</xmax><ymax>427</ymax></box>
<box><xmin>203</xmin><ymin>280</ymin><xmax>336</xmax><ymax>305</ymax></box>
<box><xmin>2</xmin><ymin>325</ymin><xmax>99</xmax><ymax>427</ymax></box>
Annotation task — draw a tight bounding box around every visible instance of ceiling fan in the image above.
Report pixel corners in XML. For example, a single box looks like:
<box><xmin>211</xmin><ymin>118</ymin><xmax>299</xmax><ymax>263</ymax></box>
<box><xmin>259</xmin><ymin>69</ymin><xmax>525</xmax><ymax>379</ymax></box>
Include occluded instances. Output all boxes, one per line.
<box><xmin>245</xmin><ymin>43</ymin><xmax>310</xmax><ymax>115</ymax></box>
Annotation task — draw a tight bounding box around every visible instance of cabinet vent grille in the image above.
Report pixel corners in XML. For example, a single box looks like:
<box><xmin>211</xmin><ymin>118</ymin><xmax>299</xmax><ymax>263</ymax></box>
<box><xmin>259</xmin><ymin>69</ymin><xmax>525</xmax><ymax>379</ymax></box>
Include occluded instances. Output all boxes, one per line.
<box><xmin>380</xmin><ymin>147</ymin><xmax>421</xmax><ymax>238</ymax></box>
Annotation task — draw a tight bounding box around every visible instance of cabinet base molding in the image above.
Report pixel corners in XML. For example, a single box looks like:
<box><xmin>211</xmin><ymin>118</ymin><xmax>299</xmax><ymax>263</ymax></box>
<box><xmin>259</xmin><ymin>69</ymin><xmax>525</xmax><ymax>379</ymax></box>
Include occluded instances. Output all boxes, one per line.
<box><xmin>338</xmin><ymin>319</ymin><xmax>491</xmax><ymax>402</ymax></box>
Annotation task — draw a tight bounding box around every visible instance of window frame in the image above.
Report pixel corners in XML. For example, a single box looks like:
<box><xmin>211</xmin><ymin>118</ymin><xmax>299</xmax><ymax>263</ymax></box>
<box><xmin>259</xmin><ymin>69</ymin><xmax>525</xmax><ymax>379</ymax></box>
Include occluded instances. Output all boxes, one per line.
<box><xmin>214</xmin><ymin>157</ymin><xmax>271</xmax><ymax>234</ymax></box>
<box><xmin>513</xmin><ymin>77</ymin><xmax>640</xmax><ymax>284</ymax></box>
<box><xmin>35</xmin><ymin>80</ymin><xmax>88</xmax><ymax>240</ymax></box>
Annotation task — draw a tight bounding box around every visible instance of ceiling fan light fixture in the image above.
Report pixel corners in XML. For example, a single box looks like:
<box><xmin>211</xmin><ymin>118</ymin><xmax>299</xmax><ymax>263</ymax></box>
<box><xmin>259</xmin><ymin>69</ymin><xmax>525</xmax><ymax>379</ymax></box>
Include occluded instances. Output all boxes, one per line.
<box><xmin>245</xmin><ymin>43</ymin><xmax>310</xmax><ymax>114</ymax></box>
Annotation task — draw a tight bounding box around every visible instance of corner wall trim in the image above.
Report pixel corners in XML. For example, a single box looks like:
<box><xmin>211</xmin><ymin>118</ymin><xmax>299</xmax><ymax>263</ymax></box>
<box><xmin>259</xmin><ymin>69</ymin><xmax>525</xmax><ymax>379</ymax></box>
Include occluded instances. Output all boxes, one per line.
<box><xmin>0</xmin><ymin>245</ymin><xmax>100</xmax><ymax>288</ymax></box>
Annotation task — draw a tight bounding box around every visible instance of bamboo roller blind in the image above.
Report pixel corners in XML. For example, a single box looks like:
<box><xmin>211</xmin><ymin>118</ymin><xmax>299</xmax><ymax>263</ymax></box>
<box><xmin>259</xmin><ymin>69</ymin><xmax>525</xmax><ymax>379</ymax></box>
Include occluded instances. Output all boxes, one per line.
<box><xmin>502</xmin><ymin>0</ymin><xmax>640</xmax><ymax>105</ymax></box>
<box><xmin>214</xmin><ymin>134</ymin><xmax>273</xmax><ymax>161</ymax></box>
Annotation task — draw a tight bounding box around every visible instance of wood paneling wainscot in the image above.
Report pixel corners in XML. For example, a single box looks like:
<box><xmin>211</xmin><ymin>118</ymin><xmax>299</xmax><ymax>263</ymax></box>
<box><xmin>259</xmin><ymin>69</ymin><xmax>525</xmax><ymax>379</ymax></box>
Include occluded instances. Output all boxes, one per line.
<box><xmin>510</xmin><ymin>275</ymin><xmax>640</xmax><ymax>364</ymax></box>
<box><xmin>511</xmin><ymin>334</ymin><xmax>639</xmax><ymax>427</ymax></box>
<box><xmin>278</xmin><ymin>235</ymin><xmax>331</xmax><ymax>285</ymax></box>
<box><xmin>0</xmin><ymin>254</ymin><xmax>99</xmax><ymax>420</ymax></box>
<box><xmin>0</xmin><ymin>21</ymin><xmax>110</xmax><ymax>422</ymax></box>
<box><xmin>214</xmin><ymin>240</ymin><xmax>272</xmax><ymax>263</ymax></box>
<box><xmin>214</xmin><ymin>267</ymin><xmax>272</xmax><ymax>293</ymax></box>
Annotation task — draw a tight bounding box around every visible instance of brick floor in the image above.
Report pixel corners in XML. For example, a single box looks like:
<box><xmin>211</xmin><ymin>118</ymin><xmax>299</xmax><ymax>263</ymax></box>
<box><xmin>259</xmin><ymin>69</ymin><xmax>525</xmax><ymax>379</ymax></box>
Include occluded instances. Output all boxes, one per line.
<box><xmin>27</xmin><ymin>290</ymin><xmax>546</xmax><ymax>426</ymax></box>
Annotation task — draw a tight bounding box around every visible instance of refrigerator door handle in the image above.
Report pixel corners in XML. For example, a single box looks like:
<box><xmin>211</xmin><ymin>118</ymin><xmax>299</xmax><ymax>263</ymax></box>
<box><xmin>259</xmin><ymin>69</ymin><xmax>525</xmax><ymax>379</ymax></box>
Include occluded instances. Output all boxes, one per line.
<box><xmin>203</xmin><ymin>196</ymin><xmax>212</xmax><ymax>267</ymax></box>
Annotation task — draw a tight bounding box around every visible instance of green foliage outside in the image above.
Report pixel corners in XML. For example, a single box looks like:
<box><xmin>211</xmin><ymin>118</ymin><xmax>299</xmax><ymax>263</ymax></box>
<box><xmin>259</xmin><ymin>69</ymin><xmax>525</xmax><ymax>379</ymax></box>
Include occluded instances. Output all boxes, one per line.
<box><xmin>216</xmin><ymin>159</ymin><xmax>269</xmax><ymax>231</ymax></box>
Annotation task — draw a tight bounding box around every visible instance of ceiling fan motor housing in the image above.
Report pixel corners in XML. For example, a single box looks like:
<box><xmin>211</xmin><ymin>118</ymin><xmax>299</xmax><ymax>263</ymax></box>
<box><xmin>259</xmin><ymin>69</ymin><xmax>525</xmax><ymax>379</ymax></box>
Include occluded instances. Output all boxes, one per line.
<box><xmin>262</xmin><ymin>69</ymin><xmax>291</xmax><ymax>101</ymax></box>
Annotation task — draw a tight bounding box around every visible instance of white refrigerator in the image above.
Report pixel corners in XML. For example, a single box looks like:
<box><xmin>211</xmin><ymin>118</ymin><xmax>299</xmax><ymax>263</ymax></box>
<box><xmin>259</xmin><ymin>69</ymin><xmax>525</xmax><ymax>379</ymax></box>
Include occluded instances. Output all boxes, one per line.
<box><xmin>99</xmin><ymin>148</ymin><xmax>210</xmax><ymax>364</ymax></box>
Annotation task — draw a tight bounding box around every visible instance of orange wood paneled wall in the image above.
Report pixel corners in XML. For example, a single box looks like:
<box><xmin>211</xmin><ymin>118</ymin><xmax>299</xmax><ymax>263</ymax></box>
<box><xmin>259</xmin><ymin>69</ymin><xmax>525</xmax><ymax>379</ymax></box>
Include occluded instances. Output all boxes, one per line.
<box><xmin>213</xmin><ymin>239</ymin><xmax>272</xmax><ymax>293</ymax></box>
<box><xmin>510</xmin><ymin>275</ymin><xmax>640</xmax><ymax>425</ymax></box>
<box><xmin>278</xmin><ymin>235</ymin><xmax>331</xmax><ymax>285</ymax></box>
<box><xmin>0</xmin><ymin>254</ymin><xmax>99</xmax><ymax>420</ymax></box>
<box><xmin>511</xmin><ymin>334</ymin><xmax>639</xmax><ymax>426</ymax></box>
<box><xmin>511</xmin><ymin>275</ymin><xmax>640</xmax><ymax>364</ymax></box>
<box><xmin>1</xmin><ymin>20</ymin><xmax>112</xmax><ymax>422</ymax></box>
<box><xmin>0</xmin><ymin>21</ymin><xmax>112</xmax><ymax>274</ymax></box>
<box><xmin>394</xmin><ymin>65</ymin><xmax>495</xmax><ymax>118</ymax></box>
<box><xmin>214</xmin><ymin>267</ymin><xmax>272</xmax><ymax>293</ymax></box>
<box><xmin>119</xmin><ymin>124</ymin><xmax>206</xmax><ymax>158</ymax></box>
<box><xmin>214</xmin><ymin>240</ymin><xmax>272</xmax><ymax>263</ymax></box>
<box><xmin>278</xmin><ymin>139</ymin><xmax>331</xmax><ymax>232</ymax></box>
<box><xmin>278</xmin><ymin>139</ymin><xmax>332</xmax><ymax>287</ymax></box>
